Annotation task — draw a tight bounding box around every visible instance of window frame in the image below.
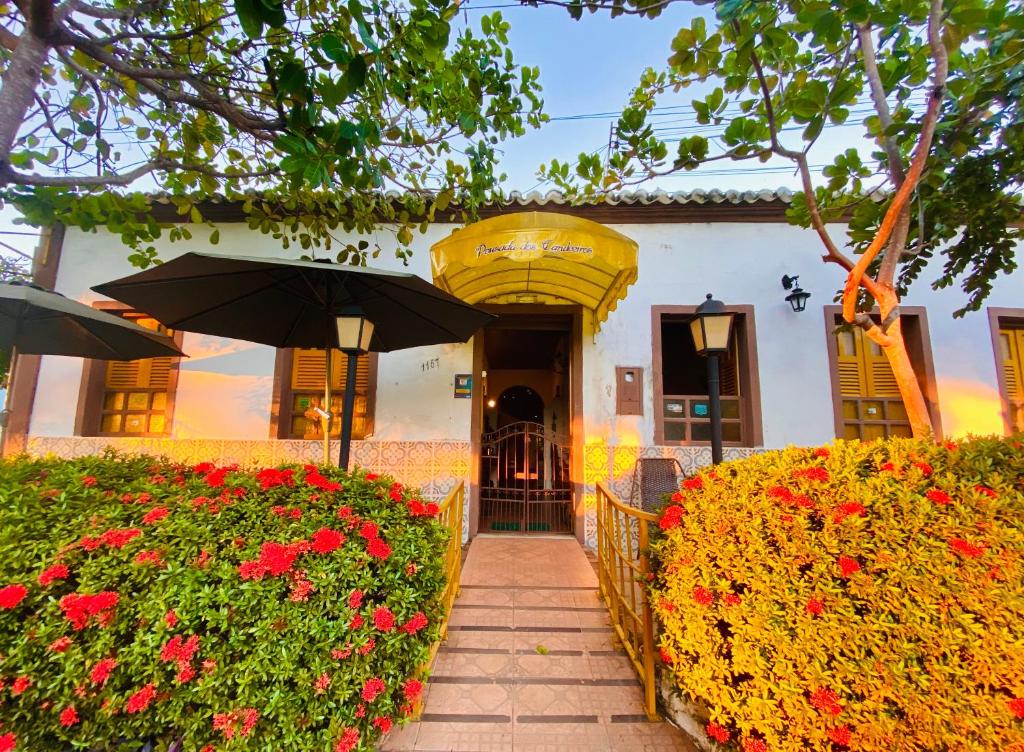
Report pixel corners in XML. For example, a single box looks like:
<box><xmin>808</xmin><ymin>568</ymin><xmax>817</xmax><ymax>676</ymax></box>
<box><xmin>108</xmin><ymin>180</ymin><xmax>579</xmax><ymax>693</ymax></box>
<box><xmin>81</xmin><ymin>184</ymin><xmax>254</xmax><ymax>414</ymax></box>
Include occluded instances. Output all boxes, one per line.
<box><xmin>269</xmin><ymin>348</ymin><xmax>378</xmax><ymax>440</ymax></box>
<box><xmin>74</xmin><ymin>302</ymin><xmax>183</xmax><ymax>438</ymax></box>
<box><xmin>823</xmin><ymin>305</ymin><xmax>941</xmax><ymax>440</ymax></box>
<box><xmin>651</xmin><ymin>304</ymin><xmax>763</xmax><ymax>447</ymax></box>
<box><xmin>987</xmin><ymin>307</ymin><xmax>1024</xmax><ymax>436</ymax></box>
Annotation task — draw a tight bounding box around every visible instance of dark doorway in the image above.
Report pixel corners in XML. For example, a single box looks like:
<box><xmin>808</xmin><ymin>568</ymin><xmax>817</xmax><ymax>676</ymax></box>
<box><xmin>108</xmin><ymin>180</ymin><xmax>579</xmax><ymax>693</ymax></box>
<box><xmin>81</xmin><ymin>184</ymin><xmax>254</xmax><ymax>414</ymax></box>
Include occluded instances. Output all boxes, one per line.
<box><xmin>478</xmin><ymin>315</ymin><xmax>574</xmax><ymax>534</ymax></box>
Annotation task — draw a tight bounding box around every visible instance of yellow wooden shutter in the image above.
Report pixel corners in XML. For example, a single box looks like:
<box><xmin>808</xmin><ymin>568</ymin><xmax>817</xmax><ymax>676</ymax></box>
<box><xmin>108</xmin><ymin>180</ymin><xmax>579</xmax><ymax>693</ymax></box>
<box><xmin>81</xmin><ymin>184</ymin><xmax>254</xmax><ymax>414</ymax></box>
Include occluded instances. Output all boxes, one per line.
<box><xmin>1000</xmin><ymin>329</ymin><xmax>1023</xmax><ymax>401</ymax></box>
<box><xmin>863</xmin><ymin>336</ymin><xmax>901</xmax><ymax>397</ymax></box>
<box><xmin>290</xmin><ymin>349</ymin><xmax>370</xmax><ymax>392</ymax></box>
<box><xmin>835</xmin><ymin>328</ymin><xmax>867</xmax><ymax>397</ymax></box>
<box><xmin>104</xmin><ymin>315</ymin><xmax>173</xmax><ymax>390</ymax></box>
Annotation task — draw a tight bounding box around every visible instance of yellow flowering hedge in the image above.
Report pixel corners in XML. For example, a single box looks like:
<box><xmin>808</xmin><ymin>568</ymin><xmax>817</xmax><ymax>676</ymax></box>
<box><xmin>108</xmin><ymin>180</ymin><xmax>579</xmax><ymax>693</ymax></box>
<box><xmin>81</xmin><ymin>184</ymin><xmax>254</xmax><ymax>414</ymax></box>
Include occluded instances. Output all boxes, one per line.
<box><xmin>650</xmin><ymin>436</ymin><xmax>1024</xmax><ymax>752</ymax></box>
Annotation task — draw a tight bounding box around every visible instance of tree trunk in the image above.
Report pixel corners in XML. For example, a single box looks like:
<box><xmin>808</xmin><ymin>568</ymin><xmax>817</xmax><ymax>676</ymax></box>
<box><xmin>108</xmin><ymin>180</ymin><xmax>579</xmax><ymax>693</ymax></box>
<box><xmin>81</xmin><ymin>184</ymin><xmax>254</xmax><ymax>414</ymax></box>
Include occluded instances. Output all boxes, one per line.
<box><xmin>0</xmin><ymin>23</ymin><xmax>50</xmax><ymax>180</ymax></box>
<box><xmin>868</xmin><ymin>301</ymin><xmax>935</xmax><ymax>439</ymax></box>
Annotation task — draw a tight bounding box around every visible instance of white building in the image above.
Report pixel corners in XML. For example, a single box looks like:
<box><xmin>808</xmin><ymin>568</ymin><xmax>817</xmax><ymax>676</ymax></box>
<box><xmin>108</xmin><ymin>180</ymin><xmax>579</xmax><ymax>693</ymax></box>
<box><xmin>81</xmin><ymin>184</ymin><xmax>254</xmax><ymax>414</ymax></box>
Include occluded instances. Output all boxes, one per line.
<box><xmin>8</xmin><ymin>189</ymin><xmax>1022</xmax><ymax>547</ymax></box>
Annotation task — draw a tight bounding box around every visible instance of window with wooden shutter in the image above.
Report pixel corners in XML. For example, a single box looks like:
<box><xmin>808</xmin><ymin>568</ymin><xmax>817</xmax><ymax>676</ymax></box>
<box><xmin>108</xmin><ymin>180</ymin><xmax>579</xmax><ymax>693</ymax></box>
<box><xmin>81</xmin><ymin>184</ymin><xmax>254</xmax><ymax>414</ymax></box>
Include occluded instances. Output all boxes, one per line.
<box><xmin>98</xmin><ymin>314</ymin><xmax>177</xmax><ymax>436</ymax></box>
<box><xmin>287</xmin><ymin>349</ymin><xmax>374</xmax><ymax>440</ymax></box>
<box><xmin>832</xmin><ymin>322</ymin><xmax>911</xmax><ymax>440</ymax></box>
<box><xmin>654</xmin><ymin>310</ymin><xmax>762</xmax><ymax>446</ymax></box>
<box><xmin>998</xmin><ymin>327</ymin><xmax>1024</xmax><ymax>433</ymax></box>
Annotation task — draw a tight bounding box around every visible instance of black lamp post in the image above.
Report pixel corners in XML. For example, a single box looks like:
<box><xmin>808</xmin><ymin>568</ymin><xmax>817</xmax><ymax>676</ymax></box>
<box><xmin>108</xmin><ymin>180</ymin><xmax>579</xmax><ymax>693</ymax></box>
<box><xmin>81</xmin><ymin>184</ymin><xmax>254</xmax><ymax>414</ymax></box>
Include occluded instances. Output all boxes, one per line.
<box><xmin>335</xmin><ymin>313</ymin><xmax>375</xmax><ymax>470</ymax></box>
<box><xmin>689</xmin><ymin>293</ymin><xmax>735</xmax><ymax>465</ymax></box>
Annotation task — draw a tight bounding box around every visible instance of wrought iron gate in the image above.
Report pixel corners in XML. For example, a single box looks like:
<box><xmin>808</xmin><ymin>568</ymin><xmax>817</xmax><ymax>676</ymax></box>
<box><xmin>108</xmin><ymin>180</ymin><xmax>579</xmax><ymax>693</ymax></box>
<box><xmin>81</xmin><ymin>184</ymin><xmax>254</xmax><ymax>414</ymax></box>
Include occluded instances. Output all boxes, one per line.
<box><xmin>479</xmin><ymin>421</ymin><xmax>573</xmax><ymax>533</ymax></box>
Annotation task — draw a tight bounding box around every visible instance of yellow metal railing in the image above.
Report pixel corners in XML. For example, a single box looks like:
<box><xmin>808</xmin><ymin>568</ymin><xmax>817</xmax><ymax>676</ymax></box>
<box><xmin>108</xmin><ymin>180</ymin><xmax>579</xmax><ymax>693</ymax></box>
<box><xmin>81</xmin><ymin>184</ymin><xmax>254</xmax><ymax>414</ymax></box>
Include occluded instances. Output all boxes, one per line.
<box><xmin>596</xmin><ymin>480</ymin><xmax>659</xmax><ymax>720</ymax></box>
<box><xmin>412</xmin><ymin>480</ymin><xmax>464</xmax><ymax>719</ymax></box>
<box><xmin>435</xmin><ymin>480</ymin><xmax>465</xmax><ymax>642</ymax></box>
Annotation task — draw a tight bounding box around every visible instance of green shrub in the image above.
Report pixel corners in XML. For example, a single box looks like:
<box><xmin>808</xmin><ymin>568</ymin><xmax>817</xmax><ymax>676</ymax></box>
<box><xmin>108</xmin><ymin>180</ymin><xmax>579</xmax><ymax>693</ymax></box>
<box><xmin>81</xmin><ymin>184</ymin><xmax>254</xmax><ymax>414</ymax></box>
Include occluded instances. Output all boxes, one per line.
<box><xmin>651</xmin><ymin>436</ymin><xmax>1024</xmax><ymax>752</ymax></box>
<box><xmin>0</xmin><ymin>453</ymin><xmax>448</xmax><ymax>751</ymax></box>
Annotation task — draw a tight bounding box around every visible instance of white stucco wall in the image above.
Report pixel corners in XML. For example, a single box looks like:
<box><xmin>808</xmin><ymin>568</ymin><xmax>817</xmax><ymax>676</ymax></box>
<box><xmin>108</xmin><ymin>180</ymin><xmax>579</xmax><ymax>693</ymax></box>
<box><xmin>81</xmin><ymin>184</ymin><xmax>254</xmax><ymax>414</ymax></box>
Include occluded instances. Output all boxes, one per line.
<box><xmin>30</xmin><ymin>215</ymin><xmax>1022</xmax><ymax>448</ymax></box>
<box><xmin>33</xmin><ymin>223</ymin><xmax>473</xmax><ymax>442</ymax></box>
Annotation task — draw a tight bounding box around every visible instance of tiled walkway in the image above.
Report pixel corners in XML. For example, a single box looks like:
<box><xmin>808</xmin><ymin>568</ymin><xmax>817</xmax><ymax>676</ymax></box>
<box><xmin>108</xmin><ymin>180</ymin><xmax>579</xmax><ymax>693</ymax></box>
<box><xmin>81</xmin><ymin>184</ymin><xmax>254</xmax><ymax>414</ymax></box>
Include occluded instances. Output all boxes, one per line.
<box><xmin>380</xmin><ymin>536</ymin><xmax>696</xmax><ymax>752</ymax></box>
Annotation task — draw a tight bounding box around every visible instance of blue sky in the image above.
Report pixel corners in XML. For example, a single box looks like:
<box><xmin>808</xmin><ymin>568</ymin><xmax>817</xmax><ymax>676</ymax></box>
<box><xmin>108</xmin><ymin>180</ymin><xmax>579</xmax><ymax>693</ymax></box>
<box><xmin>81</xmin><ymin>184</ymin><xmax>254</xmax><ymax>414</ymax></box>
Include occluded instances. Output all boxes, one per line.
<box><xmin>1</xmin><ymin>2</ymin><xmax>878</xmax><ymax>260</ymax></box>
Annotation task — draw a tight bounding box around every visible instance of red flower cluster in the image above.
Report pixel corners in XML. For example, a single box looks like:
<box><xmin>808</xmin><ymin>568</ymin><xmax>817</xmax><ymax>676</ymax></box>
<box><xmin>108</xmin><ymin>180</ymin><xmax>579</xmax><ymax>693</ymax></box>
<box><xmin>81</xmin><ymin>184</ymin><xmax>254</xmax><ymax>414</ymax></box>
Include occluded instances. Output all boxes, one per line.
<box><xmin>133</xmin><ymin>550</ymin><xmax>165</xmax><ymax>567</ymax></box>
<box><xmin>693</xmin><ymin>586</ymin><xmax>714</xmax><ymax>606</ymax></box>
<box><xmin>59</xmin><ymin>706</ymin><xmax>79</xmax><ymax>727</ymax></box>
<box><xmin>289</xmin><ymin>571</ymin><xmax>315</xmax><ymax>602</ymax></box>
<box><xmin>832</xmin><ymin>502</ymin><xmax>865</xmax><ymax>523</ymax></box>
<box><xmin>974</xmin><ymin>484</ymin><xmax>997</xmax><ymax>498</ymax></box>
<box><xmin>682</xmin><ymin>476</ymin><xmax>704</xmax><ymax>491</ymax></box>
<box><xmin>949</xmin><ymin>537</ymin><xmax>984</xmax><ymax>559</ymax></box>
<box><xmin>256</xmin><ymin>467</ymin><xmax>294</xmax><ymax>490</ymax></box>
<box><xmin>659</xmin><ymin>504</ymin><xmax>685</xmax><ymax>531</ymax></box>
<box><xmin>334</xmin><ymin>727</ymin><xmax>360</xmax><ymax>752</ymax></box>
<box><xmin>373</xmin><ymin>716</ymin><xmax>393</xmax><ymax>733</ymax></box>
<box><xmin>361</xmin><ymin>677</ymin><xmax>386</xmax><ymax>702</ymax></box>
<box><xmin>311</xmin><ymin>528</ymin><xmax>345</xmax><ymax>554</ymax></box>
<box><xmin>161</xmin><ymin>634</ymin><xmax>201</xmax><ymax>682</ymax></box>
<box><xmin>0</xmin><ymin>732</ymin><xmax>15</xmax><ymax>751</ymax></box>
<box><xmin>305</xmin><ymin>467</ymin><xmax>342</xmax><ymax>492</ymax></box>
<box><xmin>90</xmin><ymin>658</ymin><xmax>117</xmax><ymax>686</ymax></box>
<box><xmin>926</xmin><ymin>489</ymin><xmax>952</xmax><ymax>505</ymax></box>
<box><xmin>792</xmin><ymin>467</ymin><xmax>830</xmax><ymax>483</ymax></box>
<box><xmin>403</xmin><ymin>679</ymin><xmax>423</xmax><ymax>702</ymax></box>
<box><xmin>1009</xmin><ymin>698</ymin><xmax>1024</xmax><ymax>719</ymax></box>
<box><xmin>49</xmin><ymin>636</ymin><xmax>73</xmax><ymax>653</ymax></box>
<box><xmin>913</xmin><ymin>461</ymin><xmax>933</xmax><ymax>476</ymax></box>
<box><xmin>806</xmin><ymin>598</ymin><xmax>824</xmax><ymax>616</ymax></box>
<box><xmin>124</xmin><ymin>683</ymin><xmax>157</xmax><ymax>714</ymax></box>
<box><xmin>400</xmin><ymin>612</ymin><xmax>428</xmax><ymax>634</ymax></box>
<box><xmin>837</xmin><ymin>555</ymin><xmax>861</xmax><ymax>578</ymax></box>
<box><xmin>348</xmin><ymin>589</ymin><xmax>363</xmax><ymax>609</ymax></box>
<box><xmin>213</xmin><ymin>707</ymin><xmax>259</xmax><ymax>738</ymax></box>
<box><xmin>142</xmin><ymin>507</ymin><xmax>170</xmax><ymax>524</ymax></box>
<box><xmin>810</xmin><ymin>687</ymin><xmax>843</xmax><ymax>716</ymax></box>
<box><xmin>80</xmin><ymin>527</ymin><xmax>142</xmax><ymax>551</ymax></box>
<box><xmin>723</xmin><ymin>593</ymin><xmax>741</xmax><ymax>607</ymax></box>
<box><xmin>813</xmin><ymin>447</ymin><xmax>830</xmax><ymax>458</ymax></box>
<box><xmin>271</xmin><ymin>505</ymin><xmax>302</xmax><ymax>519</ymax></box>
<box><xmin>659</xmin><ymin>647</ymin><xmax>674</xmax><ymax>665</ymax></box>
<box><xmin>373</xmin><ymin>606</ymin><xmax>395</xmax><ymax>632</ymax></box>
<box><xmin>366</xmin><ymin>536</ymin><xmax>392</xmax><ymax>560</ymax></box>
<box><xmin>238</xmin><ymin>541</ymin><xmax>302</xmax><ymax>580</ymax></box>
<box><xmin>742</xmin><ymin>738</ymin><xmax>767</xmax><ymax>752</ymax></box>
<box><xmin>11</xmin><ymin>676</ymin><xmax>30</xmax><ymax>695</ymax></box>
<box><xmin>767</xmin><ymin>486</ymin><xmax>813</xmax><ymax>509</ymax></box>
<box><xmin>59</xmin><ymin>591</ymin><xmax>119</xmax><ymax>630</ymax></box>
<box><xmin>706</xmin><ymin>722</ymin><xmax>730</xmax><ymax>743</ymax></box>
<box><xmin>38</xmin><ymin>564</ymin><xmax>69</xmax><ymax>586</ymax></box>
<box><xmin>828</xmin><ymin>725</ymin><xmax>852</xmax><ymax>745</ymax></box>
<box><xmin>0</xmin><ymin>584</ymin><xmax>27</xmax><ymax>610</ymax></box>
<box><xmin>407</xmin><ymin>498</ymin><xmax>440</xmax><ymax>517</ymax></box>
<box><xmin>314</xmin><ymin>673</ymin><xmax>331</xmax><ymax>694</ymax></box>
<box><xmin>81</xmin><ymin>475</ymin><xmax>97</xmax><ymax>487</ymax></box>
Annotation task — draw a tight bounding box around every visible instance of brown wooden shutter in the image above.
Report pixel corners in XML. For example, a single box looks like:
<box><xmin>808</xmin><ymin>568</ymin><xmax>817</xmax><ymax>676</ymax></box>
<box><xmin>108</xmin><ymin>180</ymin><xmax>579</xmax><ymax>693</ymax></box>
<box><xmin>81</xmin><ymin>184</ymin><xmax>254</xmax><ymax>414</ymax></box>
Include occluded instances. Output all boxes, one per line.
<box><xmin>330</xmin><ymin>350</ymin><xmax>371</xmax><ymax>393</ymax></box>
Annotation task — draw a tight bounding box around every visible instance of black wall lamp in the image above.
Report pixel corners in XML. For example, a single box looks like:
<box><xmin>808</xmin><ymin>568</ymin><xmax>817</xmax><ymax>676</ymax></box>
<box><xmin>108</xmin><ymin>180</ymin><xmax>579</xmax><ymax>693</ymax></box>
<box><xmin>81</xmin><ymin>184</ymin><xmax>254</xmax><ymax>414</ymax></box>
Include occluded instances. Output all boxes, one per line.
<box><xmin>781</xmin><ymin>274</ymin><xmax>812</xmax><ymax>313</ymax></box>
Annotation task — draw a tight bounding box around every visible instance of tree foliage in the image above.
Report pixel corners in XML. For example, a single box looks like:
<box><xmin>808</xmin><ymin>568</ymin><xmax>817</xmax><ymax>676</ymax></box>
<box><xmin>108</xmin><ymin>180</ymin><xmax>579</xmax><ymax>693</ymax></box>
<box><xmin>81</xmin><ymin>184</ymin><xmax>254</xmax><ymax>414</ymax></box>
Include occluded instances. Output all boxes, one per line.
<box><xmin>0</xmin><ymin>0</ymin><xmax>545</xmax><ymax>266</ymax></box>
<box><xmin>541</xmin><ymin>0</ymin><xmax>1021</xmax><ymax>318</ymax></box>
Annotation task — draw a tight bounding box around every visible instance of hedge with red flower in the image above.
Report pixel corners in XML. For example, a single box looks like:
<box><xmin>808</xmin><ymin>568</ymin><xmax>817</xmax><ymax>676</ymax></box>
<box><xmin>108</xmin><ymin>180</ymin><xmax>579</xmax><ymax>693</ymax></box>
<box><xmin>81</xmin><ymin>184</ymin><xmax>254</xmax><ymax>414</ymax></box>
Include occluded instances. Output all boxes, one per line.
<box><xmin>0</xmin><ymin>453</ymin><xmax>448</xmax><ymax>751</ymax></box>
<box><xmin>650</xmin><ymin>436</ymin><xmax>1024</xmax><ymax>752</ymax></box>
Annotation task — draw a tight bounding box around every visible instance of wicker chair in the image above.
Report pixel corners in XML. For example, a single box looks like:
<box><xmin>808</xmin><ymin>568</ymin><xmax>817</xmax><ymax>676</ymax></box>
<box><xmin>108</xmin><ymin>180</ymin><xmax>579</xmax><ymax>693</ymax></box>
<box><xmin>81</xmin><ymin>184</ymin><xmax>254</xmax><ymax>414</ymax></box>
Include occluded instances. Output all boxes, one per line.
<box><xmin>628</xmin><ymin>457</ymin><xmax>684</xmax><ymax>513</ymax></box>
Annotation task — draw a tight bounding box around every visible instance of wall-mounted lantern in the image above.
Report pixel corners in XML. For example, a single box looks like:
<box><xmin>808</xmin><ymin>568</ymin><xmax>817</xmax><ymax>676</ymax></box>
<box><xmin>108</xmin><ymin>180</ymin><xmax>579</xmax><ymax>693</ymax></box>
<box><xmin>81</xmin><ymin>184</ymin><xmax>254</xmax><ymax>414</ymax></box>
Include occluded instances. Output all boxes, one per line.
<box><xmin>781</xmin><ymin>274</ymin><xmax>812</xmax><ymax>313</ymax></box>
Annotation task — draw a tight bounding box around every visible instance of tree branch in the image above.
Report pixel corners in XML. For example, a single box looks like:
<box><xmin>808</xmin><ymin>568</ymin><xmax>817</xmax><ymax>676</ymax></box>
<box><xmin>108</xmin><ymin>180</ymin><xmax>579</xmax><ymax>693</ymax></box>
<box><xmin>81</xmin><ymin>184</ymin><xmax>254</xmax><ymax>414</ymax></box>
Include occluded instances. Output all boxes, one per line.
<box><xmin>0</xmin><ymin>157</ymin><xmax>279</xmax><ymax>187</ymax></box>
<box><xmin>841</xmin><ymin>0</ymin><xmax>948</xmax><ymax>324</ymax></box>
<box><xmin>857</xmin><ymin>23</ymin><xmax>905</xmax><ymax>185</ymax></box>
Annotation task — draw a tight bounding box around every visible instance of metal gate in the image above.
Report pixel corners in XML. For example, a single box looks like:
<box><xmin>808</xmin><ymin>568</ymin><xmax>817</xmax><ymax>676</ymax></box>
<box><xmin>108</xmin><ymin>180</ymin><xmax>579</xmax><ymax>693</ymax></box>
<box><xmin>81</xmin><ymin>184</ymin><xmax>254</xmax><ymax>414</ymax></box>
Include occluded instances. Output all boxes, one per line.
<box><xmin>479</xmin><ymin>421</ymin><xmax>572</xmax><ymax>533</ymax></box>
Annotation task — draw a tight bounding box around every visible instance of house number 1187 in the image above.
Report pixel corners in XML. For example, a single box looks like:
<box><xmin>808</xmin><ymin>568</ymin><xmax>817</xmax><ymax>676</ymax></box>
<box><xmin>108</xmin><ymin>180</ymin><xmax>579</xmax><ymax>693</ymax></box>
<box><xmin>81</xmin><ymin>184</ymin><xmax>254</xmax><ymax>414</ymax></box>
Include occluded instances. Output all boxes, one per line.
<box><xmin>421</xmin><ymin>358</ymin><xmax>440</xmax><ymax>372</ymax></box>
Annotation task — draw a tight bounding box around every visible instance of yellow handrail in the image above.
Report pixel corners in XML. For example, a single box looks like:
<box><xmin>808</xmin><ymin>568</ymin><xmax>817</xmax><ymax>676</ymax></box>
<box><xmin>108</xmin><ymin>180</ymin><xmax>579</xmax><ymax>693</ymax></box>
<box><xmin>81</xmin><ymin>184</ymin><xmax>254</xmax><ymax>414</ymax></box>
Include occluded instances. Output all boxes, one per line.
<box><xmin>435</xmin><ymin>480</ymin><xmax>465</xmax><ymax>642</ymax></box>
<box><xmin>596</xmin><ymin>480</ymin><xmax>659</xmax><ymax>720</ymax></box>
<box><xmin>413</xmin><ymin>480</ymin><xmax>464</xmax><ymax>719</ymax></box>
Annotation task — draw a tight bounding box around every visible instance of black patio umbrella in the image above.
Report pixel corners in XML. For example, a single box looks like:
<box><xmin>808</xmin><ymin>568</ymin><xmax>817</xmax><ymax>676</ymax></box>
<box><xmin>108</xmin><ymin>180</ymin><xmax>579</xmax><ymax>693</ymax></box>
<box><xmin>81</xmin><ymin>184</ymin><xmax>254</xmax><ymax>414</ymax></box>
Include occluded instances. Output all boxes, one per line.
<box><xmin>0</xmin><ymin>281</ymin><xmax>184</xmax><ymax>444</ymax></box>
<box><xmin>93</xmin><ymin>251</ymin><xmax>496</xmax><ymax>468</ymax></box>
<box><xmin>0</xmin><ymin>281</ymin><xmax>184</xmax><ymax>359</ymax></box>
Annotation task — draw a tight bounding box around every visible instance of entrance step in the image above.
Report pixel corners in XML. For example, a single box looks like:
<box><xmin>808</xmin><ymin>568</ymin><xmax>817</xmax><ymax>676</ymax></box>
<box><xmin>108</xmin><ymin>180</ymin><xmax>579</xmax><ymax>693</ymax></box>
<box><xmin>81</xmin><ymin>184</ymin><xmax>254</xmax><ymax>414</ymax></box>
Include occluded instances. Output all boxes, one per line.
<box><xmin>378</xmin><ymin>537</ymin><xmax>697</xmax><ymax>752</ymax></box>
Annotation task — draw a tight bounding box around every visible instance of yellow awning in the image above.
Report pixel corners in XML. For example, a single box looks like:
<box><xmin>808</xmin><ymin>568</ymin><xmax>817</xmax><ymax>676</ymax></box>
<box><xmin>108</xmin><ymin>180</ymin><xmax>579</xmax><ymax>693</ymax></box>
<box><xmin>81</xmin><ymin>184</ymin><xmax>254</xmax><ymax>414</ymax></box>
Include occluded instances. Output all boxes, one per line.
<box><xmin>430</xmin><ymin>212</ymin><xmax>638</xmax><ymax>329</ymax></box>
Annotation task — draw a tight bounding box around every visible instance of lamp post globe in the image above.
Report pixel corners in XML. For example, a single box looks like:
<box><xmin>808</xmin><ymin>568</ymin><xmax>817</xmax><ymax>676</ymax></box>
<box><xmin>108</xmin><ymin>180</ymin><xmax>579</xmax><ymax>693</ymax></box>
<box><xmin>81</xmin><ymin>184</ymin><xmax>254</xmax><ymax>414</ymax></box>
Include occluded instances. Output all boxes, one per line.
<box><xmin>690</xmin><ymin>294</ymin><xmax>735</xmax><ymax>465</ymax></box>
<box><xmin>334</xmin><ymin>314</ymin><xmax>375</xmax><ymax>470</ymax></box>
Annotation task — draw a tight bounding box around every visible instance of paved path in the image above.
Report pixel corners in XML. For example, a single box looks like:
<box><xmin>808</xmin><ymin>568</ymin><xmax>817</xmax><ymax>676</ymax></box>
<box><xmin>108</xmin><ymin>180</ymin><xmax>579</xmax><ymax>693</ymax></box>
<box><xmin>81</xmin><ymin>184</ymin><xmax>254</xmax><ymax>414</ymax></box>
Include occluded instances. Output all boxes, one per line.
<box><xmin>380</xmin><ymin>535</ymin><xmax>696</xmax><ymax>752</ymax></box>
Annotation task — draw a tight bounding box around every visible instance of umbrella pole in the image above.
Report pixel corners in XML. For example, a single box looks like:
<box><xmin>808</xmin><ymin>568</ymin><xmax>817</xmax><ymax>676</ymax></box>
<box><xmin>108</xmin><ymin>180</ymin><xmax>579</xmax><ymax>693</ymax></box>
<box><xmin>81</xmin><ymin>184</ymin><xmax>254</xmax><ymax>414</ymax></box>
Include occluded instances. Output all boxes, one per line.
<box><xmin>0</xmin><ymin>347</ymin><xmax>17</xmax><ymax>456</ymax></box>
<box><xmin>338</xmin><ymin>352</ymin><xmax>358</xmax><ymax>471</ymax></box>
<box><xmin>323</xmin><ymin>347</ymin><xmax>332</xmax><ymax>466</ymax></box>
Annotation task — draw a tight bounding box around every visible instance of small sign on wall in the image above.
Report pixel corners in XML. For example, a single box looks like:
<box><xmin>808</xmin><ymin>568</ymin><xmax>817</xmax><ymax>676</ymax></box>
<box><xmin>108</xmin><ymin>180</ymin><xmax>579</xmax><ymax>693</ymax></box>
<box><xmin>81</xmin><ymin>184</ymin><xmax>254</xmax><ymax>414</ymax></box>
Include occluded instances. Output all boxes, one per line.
<box><xmin>454</xmin><ymin>374</ymin><xmax>472</xmax><ymax>398</ymax></box>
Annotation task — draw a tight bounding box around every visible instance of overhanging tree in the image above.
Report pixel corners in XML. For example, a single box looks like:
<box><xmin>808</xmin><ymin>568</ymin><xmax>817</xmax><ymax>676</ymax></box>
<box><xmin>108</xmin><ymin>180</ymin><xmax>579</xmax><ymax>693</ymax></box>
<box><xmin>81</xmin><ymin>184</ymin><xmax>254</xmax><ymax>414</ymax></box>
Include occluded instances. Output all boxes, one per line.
<box><xmin>539</xmin><ymin>0</ymin><xmax>1023</xmax><ymax>439</ymax></box>
<box><xmin>0</xmin><ymin>0</ymin><xmax>544</xmax><ymax>266</ymax></box>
